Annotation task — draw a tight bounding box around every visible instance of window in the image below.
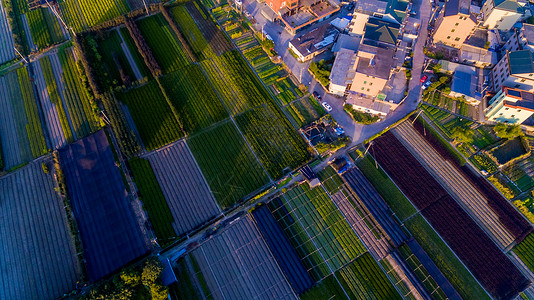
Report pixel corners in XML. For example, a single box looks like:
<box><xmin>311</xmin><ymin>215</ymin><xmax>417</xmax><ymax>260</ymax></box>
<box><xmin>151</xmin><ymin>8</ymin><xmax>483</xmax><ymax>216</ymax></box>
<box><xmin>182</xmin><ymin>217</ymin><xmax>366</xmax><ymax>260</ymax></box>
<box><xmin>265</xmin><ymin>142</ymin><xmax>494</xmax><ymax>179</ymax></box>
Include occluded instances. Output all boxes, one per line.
<box><xmin>455</xmin><ymin>37</ymin><xmax>460</xmax><ymax>41</ymax></box>
<box><xmin>451</xmin><ymin>29</ymin><xmax>455</xmax><ymax>32</ymax></box>
<box><xmin>521</xmin><ymin>79</ymin><xmax>526</xmax><ymax>82</ymax></box>
<box><xmin>455</xmin><ymin>22</ymin><xmax>459</xmax><ymax>26</ymax></box>
<box><xmin>511</xmin><ymin>115</ymin><xmax>515</xmax><ymax>118</ymax></box>
<box><xmin>499</xmin><ymin>113</ymin><xmax>503</xmax><ymax>115</ymax></box>
<box><xmin>367</xmin><ymin>89</ymin><xmax>370</xmax><ymax>92</ymax></box>
<box><xmin>361</xmin><ymin>87</ymin><xmax>364</xmax><ymax>90</ymax></box>
<box><xmin>369</xmin><ymin>82</ymin><xmax>373</xmax><ymax>86</ymax></box>
<box><xmin>495</xmin><ymin>24</ymin><xmax>499</xmax><ymax>28</ymax></box>
<box><xmin>364</xmin><ymin>81</ymin><xmax>367</xmax><ymax>84</ymax></box>
<box><xmin>530</xmin><ymin>74</ymin><xmax>533</xmax><ymax>77</ymax></box>
<box><xmin>516</xmin><ymin>84</ymin><xmax>521</xmax><ymax>88</ymax></box>
<box><xmin>505</xmin><ymin>107</ymin><xmax>509</xmax><ymax>110</ymax></box>
<box><xmin>447</xmin><ymin>36</ymin><xmax>451</xmax><ymax>39</ymax></box>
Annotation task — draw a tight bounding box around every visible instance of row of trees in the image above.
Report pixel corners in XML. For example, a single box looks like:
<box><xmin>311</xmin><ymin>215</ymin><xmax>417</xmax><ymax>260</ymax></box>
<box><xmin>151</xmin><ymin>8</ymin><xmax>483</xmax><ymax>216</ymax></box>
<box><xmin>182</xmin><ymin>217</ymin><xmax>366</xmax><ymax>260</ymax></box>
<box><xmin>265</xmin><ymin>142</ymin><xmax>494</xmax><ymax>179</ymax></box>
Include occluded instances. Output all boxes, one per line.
<box><xmin>101</xmin><ymin>93</ymin><xmax>141</xmax><ymax>158</ymax></box>
<box><xmin>160</xmin><ymin>3</ymin><xmax>196</xmax><ymax>62</ymax></box>
<box><xmin>124</xmin><ymin>17</ymin><xmax>162</xmax><ymax>77</ymax></box>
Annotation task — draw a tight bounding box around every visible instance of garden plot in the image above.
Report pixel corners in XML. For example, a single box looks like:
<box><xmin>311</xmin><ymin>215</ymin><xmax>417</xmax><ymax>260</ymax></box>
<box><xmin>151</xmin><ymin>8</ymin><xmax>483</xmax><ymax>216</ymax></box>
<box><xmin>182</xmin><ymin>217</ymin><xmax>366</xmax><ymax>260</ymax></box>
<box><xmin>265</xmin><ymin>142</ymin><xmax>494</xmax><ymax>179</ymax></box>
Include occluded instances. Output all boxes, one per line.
<box><xmin>0</xmin><ymin>68</ymin><xmax>47</xmax><ymax>169</ymax></box>
<box><xmin>59</xmin><ymin>130</ymin><xmax>150</xmax><ymax>281</ymax></box>
<box><xmin>59</xmin><ymin>0</ymin><xmax>129</xmax><ymax>32</ymax></box>
<box><xmin>33</xmin><ymin>58</ymin><xmax>67</xmax><ymax>148</ymax></box>
<box><xmin>0</xmin><ymin>159</ymin><xmax>82</xmax><ymax>300</ymax></box>
<box><xmin>184</xmin><ymin>217</ymin><xmax>297</xmax><ymax>299</ymax></box>
<box><xmin>267</xmin><ymin>183</ymin><xmax>367</xmax><ymax>280</ymax></box>
<box><xmin>143</xmin><ymin>140</ymin><xmax>221</xmax><ymax>237</ymax></box>
<box><xmin>0</xmin><ymin>0</ymin><xmax>15</xmax><ymax>64</ymax></box>
<box><xmin>21</xmin><ymin>14</ymin><xmax>37</xmax><ymax>52</ymax></box>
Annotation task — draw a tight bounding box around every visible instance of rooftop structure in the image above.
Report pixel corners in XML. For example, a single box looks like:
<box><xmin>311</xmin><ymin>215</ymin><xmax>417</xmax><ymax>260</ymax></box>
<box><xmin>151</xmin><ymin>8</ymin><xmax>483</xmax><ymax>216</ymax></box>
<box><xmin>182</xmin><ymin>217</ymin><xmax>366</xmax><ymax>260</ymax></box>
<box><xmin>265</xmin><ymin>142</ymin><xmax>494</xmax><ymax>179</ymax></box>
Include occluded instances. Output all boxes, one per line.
<box><xmin>481</xmin><ymin>0</ymin><xmax>526</xmax><ymax>31</ymax></box>
<box><xmin>332</xmin><ymin>34</ymin><xmax>361</xmax><ymax>53</ymax></box>
<box><xmin>486</xmin><ymin>87</ymin><xmax>534</xmax><ymax>124</ymax></box>
<box><xmin>329</xmin><ymin>48</ymin><xmax>357</xmax><ymax>96</ymax></box>
<box><xmin>270</xmin><ymin>0</ymin><xmax>340</xmax><ymax>34</ymax></box>
<box><xmin>450</xmin><ymin>66</ymin><xmax>482</xmax><ymax>104</ymax></box>
<box><xmin>432</xmin><ymin>0</ymin><xmax>477</xmax><ymax>48</ymax></box>
<box><xmin>288</xmin><ymin>24</ymin><xmax>339</xmax><ymax>62</ymax></box>
<box><xmin>354</xmin><ymin>0</ymin><xmax>410</xmax><ymax>24</ymax></box>
<box><xmin>459</xmin><ymin>29</ymin><xmax>498</xmax><ymax>67</ymax></box>
<box><xmin>362</xmin><ymin>18</ymin><xmax>400</xmax><ymax>49</ymax></box>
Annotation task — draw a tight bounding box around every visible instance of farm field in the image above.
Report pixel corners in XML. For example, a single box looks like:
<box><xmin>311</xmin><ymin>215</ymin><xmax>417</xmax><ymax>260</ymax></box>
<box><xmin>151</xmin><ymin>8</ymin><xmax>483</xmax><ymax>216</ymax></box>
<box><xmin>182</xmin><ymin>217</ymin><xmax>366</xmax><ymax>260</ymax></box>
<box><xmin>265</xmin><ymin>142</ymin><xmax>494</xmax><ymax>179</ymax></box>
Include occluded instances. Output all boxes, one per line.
<box><xmin>301</xmin><ymin>253</ymin><xmax>401</xmax><ymax>300</ymax></box>
<box><xmin>59</xmin><ymin>0</ymin><xmax>130</xmax><ymax>32</ymax></box>
<box><xmin>0</xmin><ymin>159</ymin><xmax>82</xmax><ymax>299</ymax></box>
<box><xmin>142</xmin><ymin>140</ymin><xmax>221</xmax><ymax>237</ymax></box>
<box><xmin>0</xmin><ymin>67</ymin><xmax>47</xmax><ymax>169</ymax></box>
<box><xmin>117</xmin><ymin>27</ymin><xmax>150</xmax><ymax>78</ymax></box>
<box><xmin>187</xmin><ymin>121</ymin><xmax>269</xmax><ymax>209</ymax></box>
<box><xmin>393</xmin><ymin>121</ymin><xmax>528</xmax><ymax>248</ymax></box>
<box><xmin>26</xmin><ymin>7</ymin><xmax>63</xmax><ymax>49</ymax></box>
<box><xmin>514</xmin><ymin>233</ymin><xmax>534</xmax><ymax>273</ymax></box>
<box><xmin>267</xmin><ymin>183</ymin><xmax>367</xmax><ymax>280</ymax></box>
<box><xmin>55</xmin><ymin>48</ymin><xmax>101</xmax><ymax>138</ymax></box>
<box><xmin>117</xmin><ymin>80</ymin><xmax>183</xmax><ymax>151</ymax></box>
<box><xmin>59</xmin><ymin>130</ymin><xmax>150</xmax><ymax>281</ymax></box>
<box><xmin>0</xmin><ymin>0</ymin><xmax>15</xmax><ymax>64</ymax></box>
<box><xmin>136</xmin><ymin>13</ymin><xmax>191</xmax><ymax>74</ymax></box>
<box><xmin>169</xmin><ymin>1</ymin><xmax>233</xmax><ymax>60</ymax></box>
<box><xmin>129</xmin><ymin>158</ymin><xmax>176</xmax><ymax>244</ymax></box>
<box><xmin>372</xmin><ymin>131</ymin><xmax>529</xmax><ymax>299</ymax></box>
<box><xmin>174</xmin><ymin>217</ymin><xmax>296</xmax><ymax>299</ymax></box>
<box><xmin>236</xmin><ymin>101</ymin><xmax>311</xmax><ymax>179</ymax></box>
<box><xmin>160</xmin><ymin>64</ymin><xmax>228</xmax><ymax>133</ymax></box>
<box><xmin>33</xmin><ymin>58</ymin><xmax>67</xmax><ymax>148</ymax></box>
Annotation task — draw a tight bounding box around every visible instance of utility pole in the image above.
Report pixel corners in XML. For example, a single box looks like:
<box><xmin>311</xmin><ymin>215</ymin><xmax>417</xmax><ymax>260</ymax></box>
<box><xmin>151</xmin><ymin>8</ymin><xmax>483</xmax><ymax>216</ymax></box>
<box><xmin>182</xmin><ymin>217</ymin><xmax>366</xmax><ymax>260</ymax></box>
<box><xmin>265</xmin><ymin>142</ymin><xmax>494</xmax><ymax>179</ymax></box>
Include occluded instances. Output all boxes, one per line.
<box><xmin>411</xmin><ymin>109</ymin><xmax>423</xmax><ymax>124</ymax></box>
<box><xmin>44</xmin><ymin>0</ymin><xmax>75</xmax><ymax>36</ymax></box>
<box><xmin>142</xmin><ymin>0</ymin><xmax>148</xmax><ymax>15</ymax></box>
<box><xmin>14</xmin><ymin>47</ymin><xmax>28</xmax><ymax>64</ymax></box>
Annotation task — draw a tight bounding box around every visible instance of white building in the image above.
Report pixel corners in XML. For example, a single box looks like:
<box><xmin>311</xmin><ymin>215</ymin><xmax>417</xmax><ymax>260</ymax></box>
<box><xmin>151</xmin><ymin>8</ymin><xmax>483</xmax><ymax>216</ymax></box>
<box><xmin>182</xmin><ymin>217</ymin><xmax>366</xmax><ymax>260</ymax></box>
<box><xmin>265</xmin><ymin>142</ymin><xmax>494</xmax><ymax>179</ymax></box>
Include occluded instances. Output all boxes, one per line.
<box><xmin>486</xmin><ymin>87</ymin><xmax>534</xmax><ymax>124</ymax></box>
<box><xmin>492</xmin><ymin>50</ymin><xmax>534</xmax><ymax>93</ymax></box>
<box><xmin>329</xmin><ymin>48</ymin><xmax>357</xmax><ymax>96</ymax></box>
<box><xmin>481</xmin><ymin>0</ymin><xmax>527</xmax><ymax>31</ymax></box>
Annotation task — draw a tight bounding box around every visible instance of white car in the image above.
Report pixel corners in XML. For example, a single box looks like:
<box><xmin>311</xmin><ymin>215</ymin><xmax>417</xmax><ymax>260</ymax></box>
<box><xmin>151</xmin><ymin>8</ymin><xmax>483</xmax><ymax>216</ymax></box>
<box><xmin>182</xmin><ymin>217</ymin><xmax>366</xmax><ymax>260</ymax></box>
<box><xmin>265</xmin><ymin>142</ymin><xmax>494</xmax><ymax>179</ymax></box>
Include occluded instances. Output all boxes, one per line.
<box><xmin>322</xmin><ymin>101</ymin><xmax>333</xmax><ymax>112</ymax></box>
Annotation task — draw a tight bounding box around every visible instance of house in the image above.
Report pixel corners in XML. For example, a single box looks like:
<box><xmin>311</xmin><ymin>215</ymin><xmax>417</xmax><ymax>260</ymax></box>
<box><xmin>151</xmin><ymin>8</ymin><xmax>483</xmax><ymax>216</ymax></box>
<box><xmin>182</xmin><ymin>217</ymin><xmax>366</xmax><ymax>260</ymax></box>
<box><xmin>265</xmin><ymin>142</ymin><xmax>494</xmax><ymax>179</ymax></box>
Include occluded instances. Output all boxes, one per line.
<box><xmin>481</xmin><ymin>0</ymin><xmax>527</xmax><ymax>31</ymax></box>
<box><xmin>492</xmin><ymin>50</ymin><xmax>534</xmax><ymax>93</ymax></box>
<box><xmin>332</xmin><ymin>34</ymin><xmax>361</xmax><ymax>53</ymax></box>
<box><xmin>348</xmin><ymin>12</ymin><xmax>370</xmax><ymax>36</ymax></box>
<box><xmin>349</xmin><ymin>45</ymin><xmax>396</xmax><ymax>98</ymax></box>
<box><xmin>459</xmin><ymin>29</ymin><xmax>498</xmax><ymax>67</ymax></box>
<box><xmin>329</xmin><ymin>48</ymin><xmax>357</xmax><ymax>96</ymax></box>
<box><xmin>450</xmin><ymin>65</ymin><xmax>483</xmax><ymax>104</ymax></box>
<box><xmin>272</xmin><ymin>0</ymin><xmax>340</xmax><ymax>34</ymax></box>
<box><xmin>354</xmin><ymin>0</ymin><xmax>410</xmax><ymax>25</ymax></box>
<box><xmin>346</xmin><ymin>93</ymin><xmax>392</xmax><ymax>116</ymax></box>
<box><xmin>288</xmin><ymin>24</ymin><xmax>339</xmax><ymax>62</ymax></box>
<box><xmin>485</xmin><ymin>86</ymin><xmax>534</xmax><ymax>124</ymax></box>
<box><xmin>361</xmin><ymin>18</ymin><xmax>400</xmax><ymax>49</ymax></box>
<box><xmin>432</xmin><ymin>0</ymin><xmax>478</xmax><ymax>48</ymax></box>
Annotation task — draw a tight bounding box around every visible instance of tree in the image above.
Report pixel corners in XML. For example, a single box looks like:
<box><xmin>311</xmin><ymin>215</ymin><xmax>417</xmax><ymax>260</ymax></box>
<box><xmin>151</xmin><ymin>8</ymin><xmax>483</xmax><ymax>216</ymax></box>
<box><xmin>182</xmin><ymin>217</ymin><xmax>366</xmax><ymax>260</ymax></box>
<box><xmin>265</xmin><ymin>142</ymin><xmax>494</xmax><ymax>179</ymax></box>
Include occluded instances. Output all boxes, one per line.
<box><xmin>432</xmin><ymin>63</ymin><xmax>442</xmax><ymax>73</ymax></box>
<box><xmin>451</xmin><ymin>125</ymin><xmax>474</xmax><ymax>143</ymax></box>
<box><xmin>494</xmin><ymin>123</ymin><xmax>523</xmax><ymax>140</ymax></box>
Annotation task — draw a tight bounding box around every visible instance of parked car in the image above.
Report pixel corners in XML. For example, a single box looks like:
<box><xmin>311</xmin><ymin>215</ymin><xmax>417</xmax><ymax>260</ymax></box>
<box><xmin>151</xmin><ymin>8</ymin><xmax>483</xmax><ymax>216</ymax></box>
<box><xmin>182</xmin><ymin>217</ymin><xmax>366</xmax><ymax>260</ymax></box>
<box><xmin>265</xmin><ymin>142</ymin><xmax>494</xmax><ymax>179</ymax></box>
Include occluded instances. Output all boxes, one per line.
<box><xmin>322</xmin><ymin>101</ymin><xmax>333</xmax><ymax>112</ymax></box>
<box><xmin>420</xmin><ymin>75</ymin><xmax>428</xmax><ymax>83</ymax></box>
<box><xmin>313</xmin><ymin>91</ymin><xmax>322</xmax><ymax>100</ymax></box>
<box><xmin>422</xmin><ymin>80</ymin><xmax>432</xmax><ymax>90</ymax></box>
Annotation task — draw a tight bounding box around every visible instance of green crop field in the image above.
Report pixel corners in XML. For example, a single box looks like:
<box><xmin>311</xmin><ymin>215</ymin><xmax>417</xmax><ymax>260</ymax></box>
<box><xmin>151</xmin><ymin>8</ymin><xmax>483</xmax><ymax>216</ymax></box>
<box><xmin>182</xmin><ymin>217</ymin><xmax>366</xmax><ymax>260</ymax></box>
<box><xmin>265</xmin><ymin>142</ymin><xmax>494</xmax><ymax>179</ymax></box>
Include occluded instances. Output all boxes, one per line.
<box><xmin>17</xmin><ymin>67</ymin><xmax>47</xmax><ymax>157</ymax></box>
<box><xmin>268</xmin><ymin>183</ymin><xmax>367</xmax><ymax>280</ymax></box>
<box><xmin>118</xmin><ymin>27</ymin><xmax>150</xmax><ymax>78</ymax></box>
<box><xmin>236</xmin><ymin>101</ymin><xmax>311</xmax><ymax>179</ymax></box>
<box><xmin>405</xmin><ymin>214</ymin><xmax>490</xmax><ymax>300</ymax></box>
<box><xmin>27</xmin><ymin>8</ymin><xmax>53</xmax><ymax>49</ymax></box>
<box><xmin>59</xmin><ymin>0</ymin><xmax>130</xmax><ymax>32</ymax></box>
<box><xmin>136</xmin><ymin>14</ymin><xmax>191</xmax><ymax>74</ymax></box>
<box><xmin>169</xmin><ymin>4</ymin><xmax>214</xmax><ymax>60</ymax></box>
<box><xmin>187</xmin><ymin>121</ymin><xmax>270</xmax><ymax>209</ymax></box>
<box><xmin>39</xmin><ymin>56</ymin><xmax>73</xmax><ymax>143</ymax></box>
<box><xmin>160</xmin><ymin>64</ymin><xmax>228</xmax><ymax>133</ymax></box>
<box><xmin>129</xmin><ymin>158</ymin><xmax>176</xmax><ymax>244</ymax></box>
<box><xmin>201</xmin><ymin>50</ymin><xmax>272</xmax><ymax>115</ymax></box>
<box><xmin>57</xmin><ymin>48</ymin><xmax>100</xmax><ymax>138</ymax></box>
<box><xmin>117</xmin><ymin>81</ymin><xmax>183</xmax><ymax>151</ymax></box>
<box><xmin>514</xmin><ymin>233</ymin><xmax>534</xmax><ymax>273</ymax></box>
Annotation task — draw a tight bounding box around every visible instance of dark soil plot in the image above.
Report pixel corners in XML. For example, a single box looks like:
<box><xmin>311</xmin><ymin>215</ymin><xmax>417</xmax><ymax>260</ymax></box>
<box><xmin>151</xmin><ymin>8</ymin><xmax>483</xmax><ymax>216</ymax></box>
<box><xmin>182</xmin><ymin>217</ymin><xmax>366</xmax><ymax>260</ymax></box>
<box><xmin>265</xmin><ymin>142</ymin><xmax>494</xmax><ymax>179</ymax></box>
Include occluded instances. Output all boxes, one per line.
<box><xmin>59</xmin><ymin>130</ymin><xmax>150</xmax><ymax>281</ymax></box>
<box><xmin>490</xmin><ymin>138</ymin><xmax>528</xmax><ymax>165</ymax></box>
<box><xmin>0</xmin><ymin>160</ymin><xmax>82</xmax><ymax>299</ymax></box>
<box><xmin>251</xmin><ymin>205</ymin><xmax>314</xmax><ymax>295</ymax></box>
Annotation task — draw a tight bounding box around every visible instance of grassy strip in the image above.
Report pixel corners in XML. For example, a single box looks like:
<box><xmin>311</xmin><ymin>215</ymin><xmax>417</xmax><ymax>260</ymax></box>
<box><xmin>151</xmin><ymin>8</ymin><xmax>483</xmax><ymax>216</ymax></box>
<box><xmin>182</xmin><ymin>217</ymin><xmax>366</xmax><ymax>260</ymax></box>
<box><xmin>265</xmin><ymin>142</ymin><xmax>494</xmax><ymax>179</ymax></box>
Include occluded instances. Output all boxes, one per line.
<box><xmin>514</xmin><ymin>233</ymin><xmax>534</xmax><ymax>273</ymax></box>
<box><xmin>404</xmin><ymin>214</ymin><xmax>490</xmax><ymax>300</ymax></box>
<box><xmin>355</xmin><ymin>155</ymin><xmax>416</xmax><ymax>222</ymax></box>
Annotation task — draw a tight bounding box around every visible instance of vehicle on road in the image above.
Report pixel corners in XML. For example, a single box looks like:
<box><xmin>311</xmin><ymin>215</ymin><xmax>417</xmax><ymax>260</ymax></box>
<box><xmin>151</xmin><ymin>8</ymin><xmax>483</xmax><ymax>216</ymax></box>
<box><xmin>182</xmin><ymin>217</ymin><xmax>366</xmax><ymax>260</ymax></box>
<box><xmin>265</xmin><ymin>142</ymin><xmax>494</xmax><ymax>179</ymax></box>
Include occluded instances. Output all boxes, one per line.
<box><xmin>313</xmin><ymin>91</ymin><xmax>322</xmax><ymax>100</ymax></box>
<box><xmin>322</xmin><ymin>101</ymin><xmax>333</xmax><ymax>112</ymax></box>
<box><xmin>422</xmin><ymin>80</ymin><xmax>431</xmax><ymax>90</ymax></box>
<box><xmin>420</xmin><ymin>75</ymin><xmax>428</xmax><ymax>83</ymax></box>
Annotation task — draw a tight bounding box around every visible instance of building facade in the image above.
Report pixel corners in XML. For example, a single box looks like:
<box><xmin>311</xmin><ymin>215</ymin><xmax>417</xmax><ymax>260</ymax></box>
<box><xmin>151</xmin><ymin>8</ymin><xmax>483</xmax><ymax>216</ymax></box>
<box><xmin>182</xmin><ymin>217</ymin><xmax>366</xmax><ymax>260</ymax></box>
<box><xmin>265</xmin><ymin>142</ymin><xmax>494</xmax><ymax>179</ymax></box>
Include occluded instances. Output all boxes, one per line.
<box><xmin>486</xmin><ymin>87</ymin><xmax>534</xmax><ymax>124</ymax></box>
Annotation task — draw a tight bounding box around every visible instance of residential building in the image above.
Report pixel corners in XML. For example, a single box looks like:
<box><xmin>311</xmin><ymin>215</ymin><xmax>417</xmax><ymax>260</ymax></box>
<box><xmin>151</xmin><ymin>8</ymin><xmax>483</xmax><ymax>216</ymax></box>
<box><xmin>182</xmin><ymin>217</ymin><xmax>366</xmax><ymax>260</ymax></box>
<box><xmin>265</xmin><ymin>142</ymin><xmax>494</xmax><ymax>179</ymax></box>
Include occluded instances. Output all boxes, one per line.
<box><xmin>362</xmin><ymin>18</ymin><xmax>400</xmax><ymax>49</ymax></box>
<box><xmin>432</xmin><ymin>0</ymin><xmax>477</xmax><ymax>48</ymax></box>
<box><xmin>354</xmin><ymin>0</ymin><xmax>410</xmax><ymax>25</ymax></box>
<box><xmin>349</xmin><ymin>45</ymin><xmax>396</xmax><ymax>97</ymax></box>
<box><xmin>485</xmin><ymin>87</ymin><xmax>534</xmax><ymax>123</ymax></box>
<box><xmin>270</xmin><ymin>0</ymin><xmax>340</xmax><ymax>34</ymax></box>
<box><xmin>332</xmin><ymin>34</ymin><xmax>361</xmax><ymax>53</ymax></box>
<box><xmin>492</xmin><ymin>50</ymin><xmax>534</xmax><ymax>92</ymax></box>
<box><xmin>459</xmin><ymin>29</ymin><xmax>498</xmax><ymax>67</ymax></box>
<box><xmin>329</xmin><ymin>48</ymin><xmax>357</xmax><ymax>96</ymax></box>
<box><xmin>520</xmin><ymin>23</ymin><xmax>534</xmax><ymax>52</ymax></box>
<box><xmin>288</xmin><ymin>24</ymin><xmax>339</xmax><ymax>62</ymax></box>
<box><xmin>346</xmin><ymin>93</ymin><xmax>392</xmax><ymax>116</ymax></box>
<box><xmin>450</xmin><ymin>65</ymin><xmax>483</xmax><ymax>104</ymax></box>
<box><xmin>348</xmin><ymin>12</ymin><xmax>370</xmax><ymax>36</ymax></box>
<box><xmin>481</xmin><ymin>0</ymin><xmax>526</xmax><ymax>31</ymax></box>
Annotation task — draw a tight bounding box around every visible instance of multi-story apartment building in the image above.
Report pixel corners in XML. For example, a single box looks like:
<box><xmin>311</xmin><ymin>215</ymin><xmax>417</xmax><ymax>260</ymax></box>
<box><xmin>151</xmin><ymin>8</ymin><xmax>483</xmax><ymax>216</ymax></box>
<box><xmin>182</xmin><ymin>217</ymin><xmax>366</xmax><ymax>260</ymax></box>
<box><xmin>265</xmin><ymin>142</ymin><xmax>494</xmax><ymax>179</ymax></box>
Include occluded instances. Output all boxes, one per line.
<box><xmin>485</xmin><ymin>87</ymin><xmax>534</xmax><ymax>124</ymax></box>
<box><xmin>492</xmin><ymin>50</ymin><xmax>534</xmax><ymax>92</ymax></box>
